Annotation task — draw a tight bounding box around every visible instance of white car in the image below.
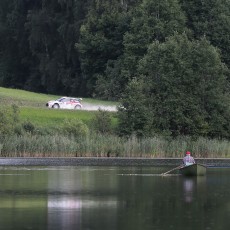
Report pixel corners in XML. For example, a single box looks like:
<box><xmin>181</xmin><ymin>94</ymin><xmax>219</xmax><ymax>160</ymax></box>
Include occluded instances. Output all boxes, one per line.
<box><xmin>46</xmin><ymin>97</ymin><xmax>82</xmax><ymax>109</ymax></box>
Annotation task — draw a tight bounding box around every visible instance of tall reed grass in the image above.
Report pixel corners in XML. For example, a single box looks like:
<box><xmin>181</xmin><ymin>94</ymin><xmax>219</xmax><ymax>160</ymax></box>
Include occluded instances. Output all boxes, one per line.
<box><xmin>0</xmin><ymin>134</ymin><xmax>230</xmax><ymax>158</ymax></box>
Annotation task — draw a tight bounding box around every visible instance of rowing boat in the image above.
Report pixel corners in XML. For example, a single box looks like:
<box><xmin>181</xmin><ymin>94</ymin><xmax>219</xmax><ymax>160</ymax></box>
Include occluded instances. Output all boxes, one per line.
<box><xmin>179</xmin><ymin>163</ymin><xmax>206</xmax><ymax>176</ymax></box>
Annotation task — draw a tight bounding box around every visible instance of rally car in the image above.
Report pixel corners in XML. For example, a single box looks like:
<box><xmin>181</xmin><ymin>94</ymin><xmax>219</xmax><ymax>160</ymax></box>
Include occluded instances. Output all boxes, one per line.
<box><xmin>46</xmin><ymin>97</ymin><xmax>82</xmax><ymax>109</ymax></box>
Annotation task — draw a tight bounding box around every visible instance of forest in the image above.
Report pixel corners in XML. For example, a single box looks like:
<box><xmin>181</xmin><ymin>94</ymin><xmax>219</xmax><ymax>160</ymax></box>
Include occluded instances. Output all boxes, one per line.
<box><xmin>1</xmin><ymin>0</ymin><xmax>230</xmax><ymax>139</ymax></box>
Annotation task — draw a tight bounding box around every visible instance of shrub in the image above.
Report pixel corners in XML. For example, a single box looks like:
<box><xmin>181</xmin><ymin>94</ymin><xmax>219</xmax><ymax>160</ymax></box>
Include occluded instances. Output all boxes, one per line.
<box><xmin>0</xmin><ymin>105</ymin><xmax>20</xmax><ymax>135</ymax></box>
<box><xmin>91</xmin><ymin>109</ymin><xmax>112</xmax><ymax>134</ymax></box>
<box><xmin>61</xmin><ymin>118</ymin><xmax>89</xmax><ymax>137</ymax></box>
<box><xmin>22</xmin><ymin>121</ymin><xmax>36</xmax><ymax>134</ymax></box>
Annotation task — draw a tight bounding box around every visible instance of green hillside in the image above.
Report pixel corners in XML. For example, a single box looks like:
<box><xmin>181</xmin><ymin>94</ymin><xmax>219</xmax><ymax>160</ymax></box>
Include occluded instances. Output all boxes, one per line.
<box><xmin>0</xmin><ymin>87</ymin><xmax>117</xmax><ymax>128</ymax></box>
<box><xmin>0</xmin><ymin>87</ymin><xmax>117</xmax><ymax>107</ymax></box>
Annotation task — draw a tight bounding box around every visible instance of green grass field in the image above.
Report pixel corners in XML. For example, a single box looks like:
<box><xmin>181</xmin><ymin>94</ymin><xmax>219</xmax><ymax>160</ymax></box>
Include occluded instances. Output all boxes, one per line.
<box><xmin>0</xmin><ymin>87</ymin><xmax>118</xmax><ymax>127</ymax></box>
<box><xmin>20</xmin><ymin>107</ymin><xmax>97</xmax><ymax>127</ymax></box>
<box><xmin>0</xmin><ymin>87</ymin><xmax>52</xmax><ymax>106</ymax></box>
<box><xmin>0</xmin><ymin>87</ymin><xmax>118</xmax><ymax>107</ymax></box>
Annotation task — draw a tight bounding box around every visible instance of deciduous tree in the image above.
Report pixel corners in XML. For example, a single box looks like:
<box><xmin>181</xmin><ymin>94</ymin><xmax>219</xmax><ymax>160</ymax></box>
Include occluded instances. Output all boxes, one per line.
<box><xmin>141</xmin><ymin>34</ymin><xmax>230</xmax><ymax>137</ymax></box>
<box><xmin>118</xmin><ymin>33</ymin><xmax>230</xmax><ymax>138</ymax></box>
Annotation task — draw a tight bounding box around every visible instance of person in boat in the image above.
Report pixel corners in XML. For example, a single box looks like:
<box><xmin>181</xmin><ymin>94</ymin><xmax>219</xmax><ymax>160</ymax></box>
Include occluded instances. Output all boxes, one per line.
<box><xmin>183</xmin><ymin>151</ymin><xmax>195</xmax><ymax>166</ymax></box>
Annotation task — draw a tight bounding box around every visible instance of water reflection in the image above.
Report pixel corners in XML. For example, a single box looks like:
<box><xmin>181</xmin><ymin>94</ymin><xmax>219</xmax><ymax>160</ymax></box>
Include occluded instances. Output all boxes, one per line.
<box><xmin>182</xmin><ymin>176</ymin><xmax>206</xmax><ymax>203</ymax></box>
<box><xmin>183</xmin><ymin>178</ymin><xmax>194</xmax><ymax>203</ymax></box>
<box><xmin>48</xmin><ymin>196</ymin><xmax>118</xmax><ymax>209</ymax></box>
<box><xmin>44</xmin><ymin>167</ymin><xmax>121</xmax><ymax>230</ymax></box>
<box><xmin>47</xmin><ymin>195</ymin><xmax>119</xmax><ymax>229</ymax></box>
<box><xmin>0</xmin><ymin>166</ymin><xmax>229</xmax><ymax>230</ymax></box>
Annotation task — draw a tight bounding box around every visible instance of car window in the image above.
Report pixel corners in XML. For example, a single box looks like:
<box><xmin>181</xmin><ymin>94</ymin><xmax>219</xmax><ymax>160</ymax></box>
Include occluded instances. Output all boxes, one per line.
<box><xmin>58</xmin><ymin>98</ymin><xmax>65</xmax><ymax>102</ymax></box>
<box><xmin>59</xmin><ymin>98</ymin><xmax>69</xmax><ymax>102</ymax></box>
<box><xmin>57</xmin><ymin>97</ymin><xmax>81</xmax><ymax>103</ymax></box>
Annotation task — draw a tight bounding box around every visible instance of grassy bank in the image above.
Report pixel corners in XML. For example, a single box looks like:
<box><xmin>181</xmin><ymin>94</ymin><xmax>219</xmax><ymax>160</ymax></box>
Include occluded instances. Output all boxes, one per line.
<box><xmin>20</xmin><ymin>107</ymin><xmax>97</xmax><ymax>127</ymax></box>
<box><xmin>0</xmin><ymin>87</ymin><xmax>118</xmax><ymax>108</ymax></box>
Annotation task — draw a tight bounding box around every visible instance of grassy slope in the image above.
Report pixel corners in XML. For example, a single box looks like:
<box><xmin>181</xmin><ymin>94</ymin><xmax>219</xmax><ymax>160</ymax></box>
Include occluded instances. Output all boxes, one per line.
<box><xmin>0</xmin><ymin>87</ymin><xmax>117</xmax><ymax>106</ymax></box>
<box><xmin>20</xmin><ymin>107</ymin><xmax>97</xmax><ymax>127</ymax></box>
<box><xmin>0</xmin><ymin>87</ymin><xmax>117</xmax><ymax>128</ymax></box>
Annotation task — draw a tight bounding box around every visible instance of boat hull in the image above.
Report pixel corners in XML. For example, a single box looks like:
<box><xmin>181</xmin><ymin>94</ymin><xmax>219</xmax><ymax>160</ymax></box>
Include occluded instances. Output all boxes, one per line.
<box><xmin>179</xmin><ymin>164</ymin><xmax>206</xmax><ymax>176</ymax></box>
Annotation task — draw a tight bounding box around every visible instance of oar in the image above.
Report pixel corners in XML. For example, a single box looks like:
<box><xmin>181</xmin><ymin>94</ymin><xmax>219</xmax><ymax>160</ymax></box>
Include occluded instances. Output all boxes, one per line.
<box><xmin>161</xmin><ymin>165</ymin><xmax>183</xmax><ymax>176</ymax></box>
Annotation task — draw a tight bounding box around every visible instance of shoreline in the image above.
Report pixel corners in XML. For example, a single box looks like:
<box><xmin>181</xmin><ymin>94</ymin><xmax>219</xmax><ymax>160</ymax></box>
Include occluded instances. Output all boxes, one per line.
<box><xmin>0</xmin><ymin>157</ymin><xmax>230</xmax><ymax>167</ymax></box>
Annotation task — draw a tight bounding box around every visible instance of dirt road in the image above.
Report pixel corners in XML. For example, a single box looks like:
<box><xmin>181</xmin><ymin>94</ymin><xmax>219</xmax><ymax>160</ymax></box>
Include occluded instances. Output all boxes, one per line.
<box><xmin>82</xmin><ymin>103</ymin><xmax>117</xmax><ymax>112</ymax></box>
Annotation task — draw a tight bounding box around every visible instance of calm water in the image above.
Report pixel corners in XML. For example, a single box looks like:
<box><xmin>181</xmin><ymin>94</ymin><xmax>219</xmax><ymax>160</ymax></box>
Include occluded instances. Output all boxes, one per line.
<box><xmin>0</xmin><ymin>166</ymin><xmax>229</xmax><ymax>230</ymax></box>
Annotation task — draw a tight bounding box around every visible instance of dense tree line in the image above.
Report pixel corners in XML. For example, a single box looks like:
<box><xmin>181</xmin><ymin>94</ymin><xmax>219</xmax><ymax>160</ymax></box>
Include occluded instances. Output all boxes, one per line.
<box><xmin>0</xmin><ymin>0</ymin><xmax>230</xmax><ymax>138</ymax></box>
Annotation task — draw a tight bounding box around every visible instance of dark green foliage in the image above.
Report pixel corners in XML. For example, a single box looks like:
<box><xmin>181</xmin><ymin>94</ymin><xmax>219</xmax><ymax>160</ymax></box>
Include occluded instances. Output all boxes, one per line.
<box><xmin>1</xmin><ymin>0</ymin><xmax>230</xmax><ymax>139</ymax></box>
<box><xmin>0</xmin><ymin>0</ymin><xmax>31</xmax><ymax>88</ymax></box>
<box><xmin>21</xmin><ymin>120</ymin><xmax>36</xmax><ymax>134</ymax></box>
<box><xmin>61</xmin><ymin>118</ymin><xmax>89</xmax><ymax>137</ymax></box>
<box><xmin>0</xmin><ymin>0</ymin><xmax>89</xmax><ymax>96</ymax></box>
<box><xmin>134</xmin><ymin>33</ymin><xmax>230</xmax><ymax>138</ymax></box>
<box><xmin>77</xmin><ymin>0</ymin><xmax>132</xmax><ymax>97</ymax></box>
<box><xmin>180</xmin><ymin>0</ymin><xmax>230</xmax><ymax>68</ymax></box>
<box><xmin>91</xmin><ymin>109</ymin><xmax>112</xmax><ymax>134</ymax></box>
<box><xmin>121</xmin><ymin>0</ymin><xmax>187</xmax><ymax>80</ymax></box>
<box><xmin>92</xmin><ymin>0</ymin><xmax>187</xmax><ymax>99</ymax></box>
<box><xmin>94</xmin><ymin>58</ymin><xmax>127</xmax><ymax>100</ymax></box>
<box><xmin>25</xmin><ymin>0</ymin><xmax>87</xmax><ymax>95</ymax></box>
<box><xmin>117</xmin><ymin>78</ymin><xmax>151</xmax><ymax>137</ymax></box>
<box><xmin>0</xmin><ymin>105</ymin><xmax>20</xmax><ymax>135</ymax></box>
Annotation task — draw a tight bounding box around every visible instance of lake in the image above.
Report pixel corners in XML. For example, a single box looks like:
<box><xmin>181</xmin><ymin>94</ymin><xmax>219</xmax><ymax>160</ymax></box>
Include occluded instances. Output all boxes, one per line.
<box><xmin>0</xmin><ymin>166</ymin><xmax>229</xmax><ymax>230</ymax></box>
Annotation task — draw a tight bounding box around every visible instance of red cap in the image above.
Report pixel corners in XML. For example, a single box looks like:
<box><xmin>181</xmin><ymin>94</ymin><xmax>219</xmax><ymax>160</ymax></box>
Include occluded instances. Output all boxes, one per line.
<box><xmin>186</xmin><ymin>151</ymin><xmax>191</xmax><ymax>155</ymax></box>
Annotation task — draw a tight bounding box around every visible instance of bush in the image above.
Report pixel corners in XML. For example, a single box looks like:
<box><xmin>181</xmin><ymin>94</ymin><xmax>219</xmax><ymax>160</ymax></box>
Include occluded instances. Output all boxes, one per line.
<box><xmin>60</xmin><ymin>118</ymin><xmax>89</xmax><ymax>137</ymax></box>
<box><xmin>0</xmin><ymin>105</ymin><xmax>20</xmax><ymax>135</ymax></box>
<box><xmin>22</xmin><ymin>121</ymin><xmax>36</xmax><ymax>134</ymax></box>
<box><xmin>91</xmin><ymin>109</ymin><xmax>112</xmax><ymax>134</ymax></box>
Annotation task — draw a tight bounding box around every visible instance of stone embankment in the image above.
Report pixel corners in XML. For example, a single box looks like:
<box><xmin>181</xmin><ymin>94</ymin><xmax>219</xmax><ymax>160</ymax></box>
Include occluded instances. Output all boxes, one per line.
<box><xmin>0</xmin><ymin>157</ymin><xmax>230</xmax><ymax>167</ymax></box>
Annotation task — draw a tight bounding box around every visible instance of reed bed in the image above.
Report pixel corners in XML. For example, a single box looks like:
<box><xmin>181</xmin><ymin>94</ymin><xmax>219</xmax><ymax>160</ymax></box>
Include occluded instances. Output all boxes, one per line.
<box><xmin>0</xmin><ymin>134</ymin><xmax>230</xmax><ymax>158</ymax></box>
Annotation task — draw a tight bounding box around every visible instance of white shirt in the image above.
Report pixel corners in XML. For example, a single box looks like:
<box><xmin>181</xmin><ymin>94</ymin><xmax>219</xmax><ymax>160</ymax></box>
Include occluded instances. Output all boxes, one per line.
<box><xmin>183</xmin><ymin>155</ymin><xmax>195</xmax><ymax>166</ymax></box>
